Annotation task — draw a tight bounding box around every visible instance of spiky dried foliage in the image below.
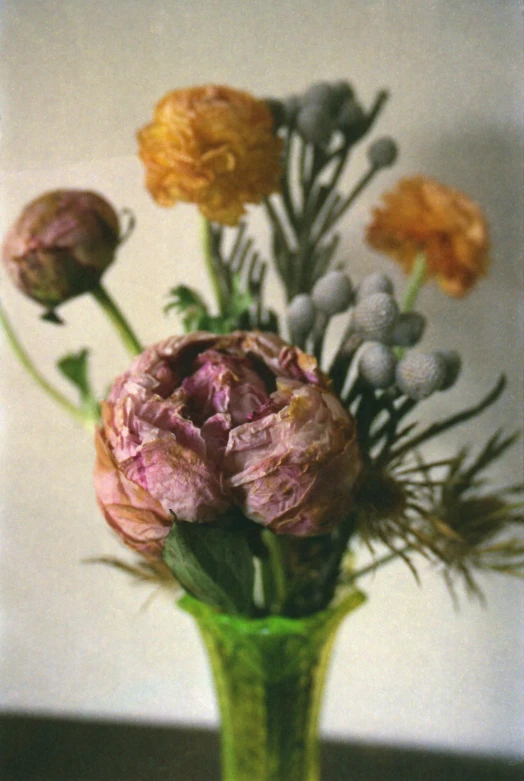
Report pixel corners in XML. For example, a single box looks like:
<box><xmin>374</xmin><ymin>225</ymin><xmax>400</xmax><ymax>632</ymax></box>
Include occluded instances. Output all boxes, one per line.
<box><xmin>352</xmin><ymin>414</ymin><xmax>523</xmax><ymax>600</ymax></box>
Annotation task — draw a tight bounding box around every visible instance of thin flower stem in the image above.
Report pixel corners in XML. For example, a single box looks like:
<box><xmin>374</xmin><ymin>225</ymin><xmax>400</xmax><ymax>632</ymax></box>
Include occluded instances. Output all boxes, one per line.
<box><xmin>91</xmin><ymin>283</ymin><xmax>142</xmax><ymax>356</ymax></box>
<box><xmin>0</xmin><ymin>298</ymin><xmax>88</xmax><ymax>426</ymax></box>
<box><xmin>200</xmin><ymin>217</ymin><xmax>230</xmax><ymax>316</ymax></box>
<box><xmin>262</xmin><ymin>530</ymin><xmax>287</xmax><ymax>614</ymax></box>
<box><xmin>313</xmin><ymin>164</ymin><xmax>379</xmax><ymax>246</ymax></box>
<box><xmin>401</xmin><ymin>253</ymin><xmax>427</xmax><ymax>312</ymax></box>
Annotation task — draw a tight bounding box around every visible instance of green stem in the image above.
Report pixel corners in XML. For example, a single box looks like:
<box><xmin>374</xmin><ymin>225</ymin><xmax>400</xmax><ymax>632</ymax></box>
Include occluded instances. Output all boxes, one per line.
<box><xmin>0</xmin><ymin>298</ymin><xmax>89</xmax><ymax>427</ymax></box>
<box><xmin>263</xmin><ymin>530</ymin><xmax>288</xmax><ymax>614</ymax></box>
<box><xmin>401</xmin><ymin>253</ymin><xmax>427</xmax><ymax>313</ymax></box>
<box><xmin>91</xmin><ymin>283</ymin><xmax>142</xmax><ymax>356</ymax></box>
<box><xmin>200</xmin><ymin>216</ymin><xmax>228</xmax><ymax>316</ymax></box>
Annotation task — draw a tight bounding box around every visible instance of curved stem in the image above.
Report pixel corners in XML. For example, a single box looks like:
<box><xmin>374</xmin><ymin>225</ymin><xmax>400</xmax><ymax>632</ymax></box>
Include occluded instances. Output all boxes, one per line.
<box><xmin>200</xmin><ymin>216</ymin><xmax>229</xmax><ymax>316</ymax></box>
<box><xmin>0</xmin><ymin>298</ymin><xmax>88</xmax><ymax>427</ymax></box>
<box><xmin>401</xmin><ymin>253</ymin><xmax>427</xmax><ymax>312</ymax></box>
<box><xmin>91</xmin><ymin>283</ymin><xmax>142</xmax><ymax>356</ymax></box>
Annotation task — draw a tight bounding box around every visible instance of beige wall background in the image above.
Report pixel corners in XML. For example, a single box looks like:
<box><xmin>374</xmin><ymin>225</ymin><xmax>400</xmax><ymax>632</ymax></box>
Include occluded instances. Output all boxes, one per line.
<box><xmin>1</xmin><ymin>0</ymin><xmax>523</xmax><ymax>757</ymax></box>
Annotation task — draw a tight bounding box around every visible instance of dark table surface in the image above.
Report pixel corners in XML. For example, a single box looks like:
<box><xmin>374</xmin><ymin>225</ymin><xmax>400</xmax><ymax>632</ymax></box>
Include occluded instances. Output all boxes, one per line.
<box><xmin>1</xmin><ymin>712</ymin><xmax>523</xmax><ymax>781</ymax></box>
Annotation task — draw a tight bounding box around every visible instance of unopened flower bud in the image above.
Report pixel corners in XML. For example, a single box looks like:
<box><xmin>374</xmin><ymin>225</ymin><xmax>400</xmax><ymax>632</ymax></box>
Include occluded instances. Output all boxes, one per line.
<box><xmin>2</xmin><ymin>189</ymin><xmax>120</xmax><ymax>316</ymax></box>
<box><xmin>330</xmin><ymin>81</ymin><xmax>354</xmax><ymax>111</ymax></box>
<box><xmin>311</xmin><ymin>270</ymin><xmax>353</xmax><ymax>316</ymax></box>
<box><xmin>297</xmin><ymin>103</ymin><xmax>334</xmax><ymax>144</ymax></box>
<box><xmin>357</xmin><ymin>271</ymin><xmax>394</xmax><ymax>299</ymax></box>
<box><xmin>287</xmin><ymin>293</ymin><xmax>316</xmax><ymax>340</ymax></box>
<box><xmin>396</xmin><ymin>351</ymin><xmax>446</xmax><ymax>400</ymax></box>
<box><xmin>359</xmin><ymin>342</ymin><xmax>397</xmax><ymax>388</ymax></box>
<box><xmin>353</xmin><ymin>292</ymin><xmax>399</xmax><ymax>342</ymax></box>
<box><xmin>389</xmin><ymin>312</ymin><xmax>426</xmax><ymax>347</ymax></box>
<box><xmin>336</xmin><ymin>96</ymin><xmax>365</xmax><ymax>132</ymax></box>
<box><xmin>434</xmin><ymin>349</ymin><xmax>462</xmax><ymax>390</ymax></box>
<box><xmin>367</xmin><ymin>137</ymin><xmax>398</xmax><ymax>169</ymax></box>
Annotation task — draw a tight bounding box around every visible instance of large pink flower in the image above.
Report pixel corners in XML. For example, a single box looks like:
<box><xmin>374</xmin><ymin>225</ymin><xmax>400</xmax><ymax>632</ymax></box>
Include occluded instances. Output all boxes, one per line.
<box><xmin>94</xmin><ymin>331</ymin><xmax>361</xmax><ymax>557</ymax></box>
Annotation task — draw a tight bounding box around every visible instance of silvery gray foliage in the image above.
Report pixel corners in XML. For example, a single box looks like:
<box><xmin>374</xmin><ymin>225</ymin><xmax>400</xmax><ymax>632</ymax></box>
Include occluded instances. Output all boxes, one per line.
<box><xmin>357</xmin><ymin>271</ymin><xmax>394</xmax><ymax>300</ymax></box>
<box><xmin>352</xmin><ymin>291</ymin><xmax>399</xmax><ymax>342</ymax></box>
<box><xmin>311</xmin><ymin>270</ymin><xmax>353</xmax><ymax>316</ymax></box>
<box><xmin>396</xmin><ymin>351</ymin><xmax>447</xmax><ymax>400</ymax></box>
<box><xmin>358</xmin><ymin>341</ymin><xmax>397</xmax><ymax>388</ymax></box>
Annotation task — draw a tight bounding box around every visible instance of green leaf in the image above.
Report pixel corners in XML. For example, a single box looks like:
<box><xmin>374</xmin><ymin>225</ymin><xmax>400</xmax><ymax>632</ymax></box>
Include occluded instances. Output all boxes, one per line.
<box><xmin>57</xmin><ymin>349</ymin><xmax>91</xmax><ymax>398</ymax></box>
<box><xmin>164</xmin><ymin>285</ymin><xmax>212</xmax><ymax>333</ymax></box>
<box><xmin>162</xmin><ymin>520</ymin><xmax>255</xmax><ymax>615</ymax></box>
<box><xmin>57</xmin><ymin>349</ymin><xmax>100</xmax><ymax>422</ymax></box>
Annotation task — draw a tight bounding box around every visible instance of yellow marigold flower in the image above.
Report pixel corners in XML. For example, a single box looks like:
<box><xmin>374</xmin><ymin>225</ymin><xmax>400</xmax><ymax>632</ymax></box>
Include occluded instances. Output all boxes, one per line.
<box><xmin>366</xmin><ymin>176</ymin><xmax>490</xmax><ymax>296</ymax></box>
<box><xmin>137</xmin><ymin>85</ymin><xmax>283</xmax><ymax>226</ymax></box>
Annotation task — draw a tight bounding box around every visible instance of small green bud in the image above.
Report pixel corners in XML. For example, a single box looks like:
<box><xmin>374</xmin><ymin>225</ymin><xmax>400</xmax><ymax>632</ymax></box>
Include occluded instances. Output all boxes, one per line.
<box><xmin>336</xmin><ymin>96</ymin><xmax>365</xmax><ymax>132</ymax></box>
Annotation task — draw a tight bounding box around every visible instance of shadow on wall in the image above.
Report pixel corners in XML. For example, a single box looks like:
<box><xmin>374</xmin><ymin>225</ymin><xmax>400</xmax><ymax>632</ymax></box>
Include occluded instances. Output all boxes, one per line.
<box><xmin>1</xmin><ymin>714</ymin><xmax>523</xmax><ymax>781</ymax></box>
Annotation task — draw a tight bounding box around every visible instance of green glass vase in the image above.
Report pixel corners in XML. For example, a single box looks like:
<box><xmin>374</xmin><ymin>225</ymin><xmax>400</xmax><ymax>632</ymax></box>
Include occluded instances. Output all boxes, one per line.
<box><xmin>180</xmin><ymin>591</ymin><xmax>365</xmax><ymax>781</ymax></box>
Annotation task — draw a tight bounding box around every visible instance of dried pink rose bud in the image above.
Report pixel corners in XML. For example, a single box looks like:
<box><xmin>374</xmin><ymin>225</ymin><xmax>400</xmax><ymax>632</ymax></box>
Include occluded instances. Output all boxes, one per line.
<box><xmin>2</xmin><ymin>189</ymin><xmax>120</xmax><ymax>316</ymax></box>
<box><xmin>94</xmin><ymin>331</ymin><xmax>361</xmax><ymax>557</ymax></box>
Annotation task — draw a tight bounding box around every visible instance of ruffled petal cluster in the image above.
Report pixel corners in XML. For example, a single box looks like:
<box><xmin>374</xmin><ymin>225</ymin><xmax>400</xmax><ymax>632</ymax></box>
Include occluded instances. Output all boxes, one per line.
<box><xmin>366</xmin><ymin>176</ymin><xmax>490</xmax><ymax>296</ymax></box>
<box><xmin>137</xmin><ymin>85</ymin><xmax>283</xmax><ymax>226</ymax></box>
<box><xmin>94</xmin><ymin>332</ymin><xmax>361</xmax><ymax>556</ymax></box>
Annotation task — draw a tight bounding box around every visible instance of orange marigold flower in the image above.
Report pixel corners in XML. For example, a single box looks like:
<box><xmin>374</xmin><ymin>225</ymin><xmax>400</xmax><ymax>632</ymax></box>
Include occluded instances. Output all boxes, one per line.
<box><xmin>137</xmin><ymin>85</ymin><xmax>283</xmax><ymax>226</ymax></box>
<box><xmin>366</xmin><ymin>176</ymin><xmax>490</xmax><ymax>296</ymax></box>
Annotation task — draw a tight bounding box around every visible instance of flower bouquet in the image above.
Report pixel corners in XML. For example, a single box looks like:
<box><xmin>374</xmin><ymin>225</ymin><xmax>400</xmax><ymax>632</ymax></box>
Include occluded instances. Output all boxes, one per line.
<box><xmin>1</xmin><ymin>82</ymin><xmax>522</xmax><ymax>781</ymax></box>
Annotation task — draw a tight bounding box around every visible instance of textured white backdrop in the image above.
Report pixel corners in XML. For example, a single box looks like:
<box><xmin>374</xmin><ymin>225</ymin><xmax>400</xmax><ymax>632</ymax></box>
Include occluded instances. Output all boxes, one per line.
<box><xmin>1</xmin><ymin>0</ymin><xmax>523</xmax><ymax>757</ymax></box>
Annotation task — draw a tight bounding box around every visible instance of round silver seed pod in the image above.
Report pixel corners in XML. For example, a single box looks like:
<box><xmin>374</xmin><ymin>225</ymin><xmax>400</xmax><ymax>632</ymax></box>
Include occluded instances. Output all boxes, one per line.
<box><xmin>302</xmin><ymin>82</ymin><xmax>335</xmax><ymax>112</ymax></box>
<box><xmin>357</xmin><ymin>271</ymin><xmax>394</xmax><ymax>300</ymax></box>
<box><xmin>367</xmin><ymin>137</ymin><xmax>398</xmax><ymax>169</ymax></box>
<box><xmin>396</xmin><ymin>351</ymin><xmax>447</xmax><ymax>400</ymax></box>
<box><xmin>311</xmin><ymin>270</ymin><xmax>353</xmax><ymax>316</ymax></box>
<box><xmin>287</xmin><ymin>293</ymin><xmax>316</xmax><ymax>338</ymax></box>
<box><xmin>433</xmin><ymin>349</ymin><xmax>462</xmax><ymax>390</ymax></box>
<box><xmin>389</xmin><ymin>312</ymin><xmax>426</xmax><ymax>347</ymax></box>
<box><xmin>358</xmin><ymin>342</ymin><xmax>397</xmax><ymax>389</ymax></box>
<box><xmin>352</xmin><ymin>292</ymin><xmax>399</xmax><ymax>342</ymax></box>
<box><xmin>296</xmin><ymin>103</ymin><xmax>334</xmax><ymax>144</ymax></box>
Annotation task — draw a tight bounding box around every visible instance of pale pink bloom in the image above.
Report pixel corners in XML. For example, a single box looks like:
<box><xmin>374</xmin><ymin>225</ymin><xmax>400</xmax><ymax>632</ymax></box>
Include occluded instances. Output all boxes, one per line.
<box><xmin>94</xmin><ymin>331</ymin><xmax>361</xmax><ymax>556</ymax></box>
